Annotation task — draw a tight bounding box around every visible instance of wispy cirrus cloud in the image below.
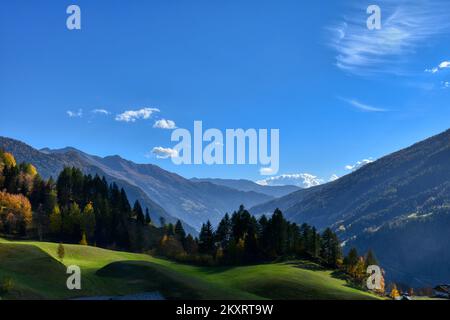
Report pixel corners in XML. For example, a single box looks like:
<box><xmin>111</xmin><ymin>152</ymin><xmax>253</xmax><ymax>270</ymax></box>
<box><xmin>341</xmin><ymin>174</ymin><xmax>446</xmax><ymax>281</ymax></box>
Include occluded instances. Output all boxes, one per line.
<box><xmin>425</xmin><ymin>60</ymin><xmax>450</xmax><ymax>74</ymax></box>
<box><xmin>67</xmin><ymin>109</ymin><xmax>83</xmax><ymax>118</ymax></box>
<box><xmin>115</xmin><ymin>107</ymin><xmax>160</xmax><ymax>122</ymax></box>
<box><xmin>91</xmin><ymin>109</ymin><xmax>110</xmax><ymax>115</ymax></box>
<box><xmin>328</xmin><ymin>0</ymin><xmax>450</xmax><ymax>75</ymax></box>
<box><xmin>153</xmin><ymin>119</ymin><xmax>177</xmax><ymax>129</ymax></box>
<box><xmin>339</xmin><ymin>97</ymin><xmax>388</xmax><ymax>112</ymax></box>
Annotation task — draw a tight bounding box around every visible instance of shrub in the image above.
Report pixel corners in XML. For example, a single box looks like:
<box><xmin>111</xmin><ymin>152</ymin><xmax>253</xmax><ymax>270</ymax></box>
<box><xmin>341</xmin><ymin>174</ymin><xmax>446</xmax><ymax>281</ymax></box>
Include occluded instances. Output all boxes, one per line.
<box><xmin>57</xmin><ymin>243</ymin><xmax>65</xmax><ymax>261</ymax></box>
<box><xmin>0</xmin><ymin>277</ymin><xmax>14</xmax><ymax>295</ymax></box>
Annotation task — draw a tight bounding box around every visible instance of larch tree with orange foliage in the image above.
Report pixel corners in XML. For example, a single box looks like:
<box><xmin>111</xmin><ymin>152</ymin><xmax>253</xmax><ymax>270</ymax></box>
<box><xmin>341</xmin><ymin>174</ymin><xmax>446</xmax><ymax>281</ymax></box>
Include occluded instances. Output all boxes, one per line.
<box><xmin>0</xmin><ymin>191</ymin><xmax>32</xmax><ymax>235</ymax></box>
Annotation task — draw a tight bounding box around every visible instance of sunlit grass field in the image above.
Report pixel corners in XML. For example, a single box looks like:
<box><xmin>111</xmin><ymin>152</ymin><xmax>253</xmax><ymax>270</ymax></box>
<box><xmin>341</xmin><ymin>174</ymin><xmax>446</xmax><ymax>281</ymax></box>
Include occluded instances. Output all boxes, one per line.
<box><xmin>0</xmin><ymin>238</ymin><xmax>379</xmax><ymax>300</ymax></box>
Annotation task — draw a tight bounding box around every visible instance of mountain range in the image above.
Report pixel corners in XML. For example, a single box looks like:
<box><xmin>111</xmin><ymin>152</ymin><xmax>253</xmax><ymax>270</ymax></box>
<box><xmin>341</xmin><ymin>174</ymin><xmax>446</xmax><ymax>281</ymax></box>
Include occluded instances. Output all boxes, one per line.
<box><xmin>251</xmin><ymin>128</ymin><xmax>450</xmax><ymax>287</ymax></box>
<box><xmin>2</xmin><ymin>128</ymin><xmax>450</xmax><ymax>287</ymax></box>
<box><xmin>0</xmin><ymin>137</ymin><xmax>275</xmax><ymax>233</ymax></box>
<box><xmin>190</xmin><ymin>178</ymin><xmax>300</xmax><ymax>198</ymax></box>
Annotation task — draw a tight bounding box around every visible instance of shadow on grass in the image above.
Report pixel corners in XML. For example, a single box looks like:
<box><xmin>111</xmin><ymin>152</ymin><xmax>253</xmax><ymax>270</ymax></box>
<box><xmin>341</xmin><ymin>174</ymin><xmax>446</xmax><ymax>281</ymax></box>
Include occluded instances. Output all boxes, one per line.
<box><xmin>330</xmin><ymin>270</ymin><xmax>370</xmax><ymax>292</ymax></box>
<box><xmin>96</xmin><ymin>260</ymin><xmax>205</xmax><ymax>299</ymax></box>
<box><xmin>285</xmin><ymin>260</ymin><xmax>326</xmax><ymax>271</ymax></box>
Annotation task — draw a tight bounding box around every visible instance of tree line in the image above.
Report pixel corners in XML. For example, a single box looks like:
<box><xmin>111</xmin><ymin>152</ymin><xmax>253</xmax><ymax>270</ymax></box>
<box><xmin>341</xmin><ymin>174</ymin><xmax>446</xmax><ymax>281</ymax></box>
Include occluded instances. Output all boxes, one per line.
<box><xmin>0</xmin><ymin>150</ymin><xmax>161</xmax><ymax>251</ymax></box>
<box><xmin>156</xmin><ymin>204</ymin><xmax>343</xmax><ymax>268</ymax></box>
<box><xmin>1</xmin><ymin>150</ymin><xmax>382</xmax><ymax>293</ymax></box>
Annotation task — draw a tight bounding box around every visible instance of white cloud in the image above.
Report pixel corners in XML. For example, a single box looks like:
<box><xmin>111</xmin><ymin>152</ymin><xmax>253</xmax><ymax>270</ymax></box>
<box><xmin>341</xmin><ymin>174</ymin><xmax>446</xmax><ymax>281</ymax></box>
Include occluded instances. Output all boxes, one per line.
<box><xmin>442</xmin><ymin>81</ymin><xmax>450</xmax><ymax>88</ymax></box>
<box><xmin>67</xmin><ymin>109</ymin><xmax>83</xmax><ymax>118</ymax></box>
<box><xmin>259</xmin><ymin>167</ymin><xmax>275</xmax><ymax>175</ymax></box>
<box><xmin>328</xmin><ymin>1</ymin><xmax>450</xmax><ymax>75</ymax></box>
<box><xmin>439</xmin><ymin>61</ymin><xmax>450</xmax><ymax>69</ymax></box>
<box><xmin>115</xmin><ymin>107</ymin><xmax>160</xmax><ymax>122</ymax></box>
<box><xmin>153</xmin><ymin>119</ymin><xmax>177</xmax><ymax>129</ymax></box>
<box><xmin>339</xmin><ymin>97</ymin><xmax>388</xmax><ymax>112</ymax></box>
<box><xmin>345</xmin><ymin>158</ymin><xmax>374</xmax><ymax>171</ymax></box>
<box><xmin>92</xmin><ymin>109</ymin><xmax>110</xmax><ymax>115</ymax></box>
<box><xmin>151</xmin><ymin>147</ymin><xmax>178</xmax><ymax>159</ymax></box>
<box><xmin>425</xmin><ymin>60</ymin><xmax>450</xmax><ymax>73</ymax></box>
<box><xmin>256</xmin><ymin>173</ymin><xmax>324</xmax><ymax>188</ymax></box>
<box><xmin>425</xmin><ymin>67</ymin><xmax>439</xmax><ymax>74</ymax></box>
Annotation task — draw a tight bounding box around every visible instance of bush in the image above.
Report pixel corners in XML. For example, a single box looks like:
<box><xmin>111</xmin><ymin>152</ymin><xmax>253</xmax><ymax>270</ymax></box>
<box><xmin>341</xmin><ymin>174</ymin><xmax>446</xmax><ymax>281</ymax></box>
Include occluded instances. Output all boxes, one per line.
<box><xmin>0</xmin><ymin>277</ymin><xmax>14</xmax><ymax>295</ymax></box>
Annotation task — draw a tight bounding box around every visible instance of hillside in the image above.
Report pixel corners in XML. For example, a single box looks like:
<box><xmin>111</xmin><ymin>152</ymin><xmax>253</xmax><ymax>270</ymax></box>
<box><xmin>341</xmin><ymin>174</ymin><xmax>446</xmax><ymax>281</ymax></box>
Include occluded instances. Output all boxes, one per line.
<box><xmin>0</xmin><ymin>238</ymin><xmax>378</xmax><ymax>300</ymax></box>
<box><xmin>0</xmin><ymin>137</ymin><xmax>189</xmax><ymax>233</ymax></box>
<box><xmin>251</xmin><ymin>129</ymin><xmax>450</xmax><ymax>287</ymax></box>
<box><xmin>190</xmin><ymin>178</ymin><xmax>301</xmax><ymax>198</ymax></box>
<box><xmin>0</xmin><ymin>137</ymin><xmax>273</xmax><ymax>230</ymax></box>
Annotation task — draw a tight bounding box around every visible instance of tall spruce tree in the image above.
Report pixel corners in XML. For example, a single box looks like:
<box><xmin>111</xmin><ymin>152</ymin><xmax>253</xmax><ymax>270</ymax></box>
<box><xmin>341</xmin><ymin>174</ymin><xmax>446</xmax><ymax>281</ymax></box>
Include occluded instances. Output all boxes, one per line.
<box><xmin>174</xmin><ymin>220</ymin><xmax>186</xmax><ymax>241</ymax></box>
<box><xmin>198</xmin><ymin>221</ymin><xmax>215</xmax><ymax>255</ymax></box>
<box><xmin>133</xmin><ymin>200</ymin><xmax>145</xmax><ymax>225</ymax></box>
<box><xmin>145</xmin><ymin>208</ymin><xmax>152</xmax><ymax>225</ymax></box>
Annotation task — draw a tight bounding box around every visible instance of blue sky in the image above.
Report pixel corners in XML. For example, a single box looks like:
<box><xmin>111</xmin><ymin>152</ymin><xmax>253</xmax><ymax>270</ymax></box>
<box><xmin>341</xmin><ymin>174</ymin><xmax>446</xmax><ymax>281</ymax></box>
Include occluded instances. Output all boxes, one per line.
<box><xmin>1</xmin><ymin>0</ymin><xmax>450</xmax><ymax>183</ymax></box>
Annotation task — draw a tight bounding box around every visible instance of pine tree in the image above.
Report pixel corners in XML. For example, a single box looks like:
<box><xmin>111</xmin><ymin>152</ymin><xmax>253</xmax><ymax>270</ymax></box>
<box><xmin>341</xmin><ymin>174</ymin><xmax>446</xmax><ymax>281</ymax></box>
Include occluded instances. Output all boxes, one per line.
<box><xmin>320</xmin><ymin>228</ymin><xmax>342</xmax><ymax>267</ymax></box>
<box><xmin>62</xmin><ymin>202</ymin><xmax>82</xmax><ymax>241</ymax></box>
<box><xmin>345</xmin><ymin>247</ymin><xmax>360</xmax><ymax>276</ymax></box>
<box><xmin>365</xmin><ymin>249</ymin><xmax>378</xmax><ymax>268</ymax></box>
<box><xmin>133</xmin><ymin>200</ymin><xmax>145</xmax><ymax>225</ymax></box>
<box><xmin>184</xmin><ymin>234</ymin><xmax>198</xmax><ymax>254</ymax></box>
<box><xmin>215</xmin><ymin>213</ymin><xmax>232</xmax><ymax>248</ymax></box>
<box><xmin>145</xmin><ymin>208</ymin><xmax>152</xmax><ymax>225</ymax></box>
<box><xmin>198</xmin><ymin>221</ymin><xmax>215</xmax><ymax>255</ymax></box>
<box><xmin>159</xmin><ymin>216</ymin><xmax>166</xmax><ymax>228</ymax></box>
<box><xmin>270</xmin><ymin>208</ymin><xmax>288</xmax><ymax>256</ymax></box>
<box><xmin>49</xmin><ymin>205</ymin><xmax>62</xmax><ymax>236</ymax></box>
<box><xmin>174</xmin><ymin>220</ymin><xmax>186</xmax><ymax>241</ymax></box>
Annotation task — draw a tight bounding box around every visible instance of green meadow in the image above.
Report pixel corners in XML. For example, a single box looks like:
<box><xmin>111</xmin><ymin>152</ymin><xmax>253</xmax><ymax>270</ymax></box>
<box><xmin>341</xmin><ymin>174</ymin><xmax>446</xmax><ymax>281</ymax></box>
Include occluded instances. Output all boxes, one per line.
<box><xmin>0</xmin><ymin>238</ymin><xmax>379</xmax><ymax>300</ymax></box>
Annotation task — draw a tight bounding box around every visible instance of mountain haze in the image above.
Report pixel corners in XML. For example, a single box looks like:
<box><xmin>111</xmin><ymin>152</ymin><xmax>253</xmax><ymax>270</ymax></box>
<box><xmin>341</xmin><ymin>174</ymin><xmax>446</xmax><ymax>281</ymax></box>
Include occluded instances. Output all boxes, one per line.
<box><xmin>190</xmin><ymin>178</ymin><xmax>300</xmax><ymax>198</ymax></box>
<box><xmin>252</xmin><ymin>129</ymin><xmax>450</xmax><ymax>286</ymax></box>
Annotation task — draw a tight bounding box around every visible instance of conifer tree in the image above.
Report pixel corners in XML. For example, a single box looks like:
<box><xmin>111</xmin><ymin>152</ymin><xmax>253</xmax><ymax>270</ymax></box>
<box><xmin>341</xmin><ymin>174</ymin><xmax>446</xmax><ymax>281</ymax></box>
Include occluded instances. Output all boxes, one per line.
<box><xmin>174</xmin><ymin>220</ymin><xmax>186</xmax><ymax>241</ymax></box>
<box><xmin>145</xmin><ymin>208</ymin><xmax>152</xmax><ymax>225</ymax></box>
<box><xmin>133</xmin><ymin>200</ymin><xmax>145</xmax><ymax>225</ymax></box>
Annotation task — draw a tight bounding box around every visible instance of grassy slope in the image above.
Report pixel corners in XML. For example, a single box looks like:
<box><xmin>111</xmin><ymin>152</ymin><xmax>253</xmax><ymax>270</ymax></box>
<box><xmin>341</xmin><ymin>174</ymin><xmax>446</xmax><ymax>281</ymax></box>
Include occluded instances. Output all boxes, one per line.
<box><xmin>0</xmin><ymin>238</ymin><xmax>378</xmax><ymax>300</ymax></box>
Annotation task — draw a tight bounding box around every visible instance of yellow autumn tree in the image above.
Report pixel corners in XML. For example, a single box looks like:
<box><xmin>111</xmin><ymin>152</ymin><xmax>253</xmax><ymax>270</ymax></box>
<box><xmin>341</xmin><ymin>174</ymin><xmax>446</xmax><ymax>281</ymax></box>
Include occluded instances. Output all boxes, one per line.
<box><xmin>390</xmin><ymin>284</ymin><xmax>401</xmax><ymax>299</ymax></box>
<box><xmin>0</xmin><ymin>152</ymin><xmax>16</xmax><ymax>168</ymax></box>
<box><xmin>0</xmin><ymin>191</ymin><xmax>32</xmax><ymax>234</ymax></box>
<box><xmin>24</xmin><ymin>164</ymin><xmax>38</xmax><ymax>177</ymax></box>
<box><xmin>79</xmin><ymin>232</ymin><xmax>88</xmax><ymax>245</ymax></box>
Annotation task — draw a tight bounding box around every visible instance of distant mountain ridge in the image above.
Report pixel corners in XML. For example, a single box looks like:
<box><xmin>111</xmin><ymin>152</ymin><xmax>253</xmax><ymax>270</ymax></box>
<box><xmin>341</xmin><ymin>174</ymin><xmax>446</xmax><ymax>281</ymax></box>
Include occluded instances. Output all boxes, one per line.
<box><xmin>0</xmin><ymin>137</ymin><xmax>188</xmax><ymax>231</ymax></box>
<box><xmin>0</xmin><ymin>137</ymin><xmax>273</xmax><ymax>232</ymax></box>
<box><xmin>251</xmin><ymin>128</ymin><xmax>450</xmax><ymax>286</ymax></box>
<box><xmin>190</xmin><ymin>178</ymin><xmax>300</xmax><ymax>198</ymax></box>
